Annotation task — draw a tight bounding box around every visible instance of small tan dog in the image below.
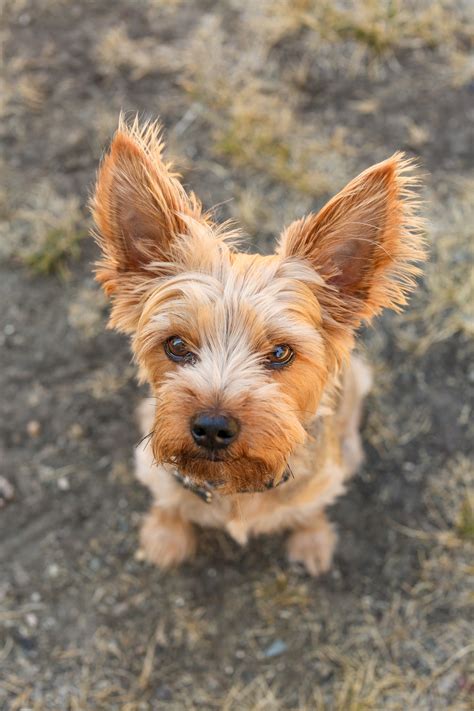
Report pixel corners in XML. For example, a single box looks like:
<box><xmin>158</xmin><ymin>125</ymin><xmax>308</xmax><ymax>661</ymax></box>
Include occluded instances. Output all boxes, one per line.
<box><xmin>91</xmin><ymin>117</ymin><xmax>425</xmax><ymax>575</ymax></box>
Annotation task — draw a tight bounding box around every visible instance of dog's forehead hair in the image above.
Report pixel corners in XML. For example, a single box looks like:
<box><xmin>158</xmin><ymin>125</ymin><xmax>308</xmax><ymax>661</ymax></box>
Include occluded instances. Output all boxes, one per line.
<box><xmin>136</xmin><ymin>248</ymin><xmax>327</xmax><ymax>405</ymax></box>
<box><xmin>140</xmin><ymin>245</ymin><xmax>325</xmax><ymax>359</ymax></box>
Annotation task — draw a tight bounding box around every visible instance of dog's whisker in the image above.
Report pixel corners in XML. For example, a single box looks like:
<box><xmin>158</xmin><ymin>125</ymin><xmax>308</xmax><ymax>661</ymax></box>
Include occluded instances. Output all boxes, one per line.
<box><xmin>135</xmin><ymin>430</ymin><xmax>155</xmax><ymax>449</ymax></box>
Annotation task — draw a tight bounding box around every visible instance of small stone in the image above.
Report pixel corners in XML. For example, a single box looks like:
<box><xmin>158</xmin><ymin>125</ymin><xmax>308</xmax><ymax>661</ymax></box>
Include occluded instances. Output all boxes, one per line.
<box><xmin>89</xmin><ymin>557</ymin><xmax>101</xmax><ymax>572</ymax></box>
<box><xmin>26</xmin><ymin>613</ymin><xmax>38</xmax><ymax>628</ymax></box>
<box><xmin>155</xmin><ymin>686</ymin><xmax>173</xmax><ymax>701</ymax></box>
<box><xmin>4</xmin><ymin>324</ymin><xmax>15</xmax><ymax>336</ymax></box>
<box><xmin>263</xmin><ymin>639</ymin><xmax>287</xmax><ymax>658</ymax></box>
<box><xmin>15</xmin><ymin>631</ymin><xmax>36</xmax><ymax>652</ymax></box>
<box><xmin>0</xmin><ymin>477</ymin><xmax>14</xmax><ymax>507</ymax></box>
<box><xmin>57</xmin><ymin>477</ymin><xmax>70</xmax><ymax>491</ymax></box>
<box><xmin>68</xmin><ymin>423</ymin><xmax>83</xmax><ymax>439</ymax></box>
<box><xmin>27</xmin><ymin>420</ymin><xmax>41</xmax><ymax>437</ymax></box>
<box><xmin>47</xmin><ymin>564</ymin><xmax>60</xmax><ymax>578</ymax></box>
<box><xmin>437</xmin><ymin>671</ymin><xmax>458</xmax><ymax>694</ymax></box>
<box><xmin>44</xmin><ymin>617</ymin><xmax>56</xmax><ymax>629</ymax></box>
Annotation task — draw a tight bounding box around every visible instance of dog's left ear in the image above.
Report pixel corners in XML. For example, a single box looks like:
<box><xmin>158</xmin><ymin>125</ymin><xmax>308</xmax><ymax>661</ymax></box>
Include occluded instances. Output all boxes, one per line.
<box><xmin>278</xmin><ymin>154</ymin><xmax>425</xmax><ymax>327</ymax></box>
<box><xmin>91</xmin><ymin>117</ymin><xmax>208</xmax><ymax>332</ymax></box>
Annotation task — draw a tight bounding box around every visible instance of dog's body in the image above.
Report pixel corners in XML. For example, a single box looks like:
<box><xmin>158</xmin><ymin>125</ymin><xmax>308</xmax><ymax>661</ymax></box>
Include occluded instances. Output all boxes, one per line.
<box><xmin>135</xmin><ymin>355</ymin><xmax>371</xmax><ymax>573</ymax></box>
<box><xmin>92</xmin><ymin>117</ymin><xmax>424</xmax><ymax>575</ymax></box>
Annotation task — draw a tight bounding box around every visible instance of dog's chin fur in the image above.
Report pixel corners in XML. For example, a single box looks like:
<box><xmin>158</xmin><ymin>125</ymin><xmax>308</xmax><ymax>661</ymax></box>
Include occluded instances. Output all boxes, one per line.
<box><xmin>91</xmin><ymin>116</ymin><xmax>425</xmax><ymax>575</ymax></box>
<box><xmin>159</xmin><ymin>450</ymin><xmax>288</xmax><ymax>495</ymax></box>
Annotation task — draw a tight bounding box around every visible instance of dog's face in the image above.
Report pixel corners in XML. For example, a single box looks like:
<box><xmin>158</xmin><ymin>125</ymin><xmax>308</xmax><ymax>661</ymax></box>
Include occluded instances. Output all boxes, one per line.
<box><xmin>92</xmin><ymin>118</ymin><xmax>424</xmax><ymax>494</ymax></box>
<box><xmin>132</xmin><ymin>249</ymin><xmax>329</xmax><ymax>493</ymax></box>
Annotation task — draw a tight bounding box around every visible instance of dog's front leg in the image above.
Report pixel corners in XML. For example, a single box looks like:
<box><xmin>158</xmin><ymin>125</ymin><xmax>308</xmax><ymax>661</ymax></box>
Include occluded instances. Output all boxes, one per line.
<box><xmin>286</xmin><ymin>511</ymin><xmax>337</xmax><ymax>576</ymax></box>
<box><xmin>139</xmin><ymin>506</ymin><xmax>197</xmax><ymax>568</ymax></box>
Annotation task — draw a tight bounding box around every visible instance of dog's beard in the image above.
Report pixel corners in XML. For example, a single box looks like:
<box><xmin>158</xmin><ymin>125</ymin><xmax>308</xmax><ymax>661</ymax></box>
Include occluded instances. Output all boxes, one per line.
<box><xmin>157</xmin><ymin>447</ymin><xmax>288</xmax><ymax>495</ymax></box>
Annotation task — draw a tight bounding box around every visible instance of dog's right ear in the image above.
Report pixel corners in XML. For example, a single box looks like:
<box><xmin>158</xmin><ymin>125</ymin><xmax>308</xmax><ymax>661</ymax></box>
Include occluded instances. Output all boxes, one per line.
<box><xmin>91</xmin><ymin>118</ymin><xmax>205</xmax><ymax>330</ymax></box>
<box><xmin>278</xmin><ymin>154</ymin><xmax>425</xmax><ymax>328</ymax></box>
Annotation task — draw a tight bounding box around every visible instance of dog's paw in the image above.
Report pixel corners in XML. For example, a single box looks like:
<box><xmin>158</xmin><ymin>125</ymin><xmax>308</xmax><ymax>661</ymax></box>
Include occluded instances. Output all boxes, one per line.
<box><xmin>286</xmin><ymin>517</ymin><xmax>337</xmax><ymax>577</ymax></box>
<box><xmin>138</xmin><ymin>507</ymin><xmax>197</xmax><ymax>568</ymax></box>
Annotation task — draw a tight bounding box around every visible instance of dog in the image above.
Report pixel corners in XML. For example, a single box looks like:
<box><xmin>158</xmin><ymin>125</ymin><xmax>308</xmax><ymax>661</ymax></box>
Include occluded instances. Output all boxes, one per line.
<box><xmin>91</xmin><ymin>117</ymin><xmax>425</xmax><ymax>575</ymax></box>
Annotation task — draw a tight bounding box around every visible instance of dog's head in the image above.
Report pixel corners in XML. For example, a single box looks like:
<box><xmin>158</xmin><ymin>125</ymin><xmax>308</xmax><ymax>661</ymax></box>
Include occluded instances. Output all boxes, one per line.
<box><xmin>91</xmin><ymin>117</ymin><xmax>425</xmax><ymax>494</ymax></box>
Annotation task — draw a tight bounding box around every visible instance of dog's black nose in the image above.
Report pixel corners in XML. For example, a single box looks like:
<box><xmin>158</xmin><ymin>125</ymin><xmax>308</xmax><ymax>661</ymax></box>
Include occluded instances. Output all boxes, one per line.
<box><xmin>191</xmin><ymin>413</ymin><xmax>240</xmax><ymax>450</ymax></box>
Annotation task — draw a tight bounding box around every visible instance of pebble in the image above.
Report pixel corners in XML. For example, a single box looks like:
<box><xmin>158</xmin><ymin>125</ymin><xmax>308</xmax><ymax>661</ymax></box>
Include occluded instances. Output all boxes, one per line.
<box><xmin>27</xmin><ymin>420</ymin><xmax>41</xmax><ymax>437</ymax></box>
<box><xmin>47</xmin><ymin>564</ymin><xmax>60</xmax><ymax>578</ymax></box>
<box><xmin>263</xmin><ymin>639</ymin><xmax>287</xmax><ymax>658</ymax></box>
<box><xmin>89</xmin><ymin>557</ymin><xmax>101</xmax><ymax>572</ymax></box>
<box><xmin>68</xmin><ymin>423</ymin><xmax>83</xmax><ymax>439</ymax></box>
<box><xmin>57</xmin><ymin>477</ymin><xmax>70</xmax><ymax>491</ymax></box>
<box><xmin>26</xmin><ymin>613</ymin><xmax>38</xmax><ymax>628</ymax></box>
<box><xmin>0</xmin><ymin>477</ymin><xmax>14</xmax><ymax>506</ymax></box>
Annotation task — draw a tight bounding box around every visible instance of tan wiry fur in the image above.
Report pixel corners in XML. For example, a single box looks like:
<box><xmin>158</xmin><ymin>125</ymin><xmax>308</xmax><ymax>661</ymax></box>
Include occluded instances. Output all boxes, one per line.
<box><xmin>91</xmin><ymin>117</ymin><xmax>425</xmax><ymax>575</ymax></box>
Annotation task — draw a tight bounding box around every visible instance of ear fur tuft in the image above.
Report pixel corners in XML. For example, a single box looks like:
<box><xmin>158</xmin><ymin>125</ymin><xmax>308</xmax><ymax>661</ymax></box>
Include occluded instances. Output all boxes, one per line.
<box><xmin>278</xmin><ymin>153</ymin><xmax>426</xmax><ymax>327</ymax></box>
<box><xmin>90</xmin><ymin>115</ymin><xmax>207</xmax><ymax>295</ymax></box>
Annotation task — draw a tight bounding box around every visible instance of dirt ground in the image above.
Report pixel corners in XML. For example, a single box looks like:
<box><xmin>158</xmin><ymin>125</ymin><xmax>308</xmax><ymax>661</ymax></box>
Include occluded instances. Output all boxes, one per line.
<box><xmin>1</xmin><ymin>1</ymin><xmax>473</xmax><ymax>709</ymax></box>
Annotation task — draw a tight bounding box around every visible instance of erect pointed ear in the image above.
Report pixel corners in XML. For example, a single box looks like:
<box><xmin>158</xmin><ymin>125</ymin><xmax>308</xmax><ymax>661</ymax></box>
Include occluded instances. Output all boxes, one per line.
<box><xmin>91</xmin><ymin>116</ymin><xmax>206</xmax><ymax>297</ymax></box>
<box><xmin>278</xmin><ymin>154</ymin><xmax>426</xmax><ymax>327</ymax></box>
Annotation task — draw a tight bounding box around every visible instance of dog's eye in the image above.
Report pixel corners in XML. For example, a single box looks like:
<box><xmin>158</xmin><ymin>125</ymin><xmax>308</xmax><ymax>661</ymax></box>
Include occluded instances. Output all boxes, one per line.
<box><xmin>266</xmin><ymin>344</ymin><xmax>295</xmax><ymax>369</ymax></box>
<box><xmin>164</xmin><ymin>336</ymin><xmax>196</xmax><ymax>364</ymax></box>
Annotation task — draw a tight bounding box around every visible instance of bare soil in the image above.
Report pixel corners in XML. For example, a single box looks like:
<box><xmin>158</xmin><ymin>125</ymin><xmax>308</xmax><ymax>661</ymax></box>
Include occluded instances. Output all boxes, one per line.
<box><xmin>1</xmin><ymin>1</ymin><xmax>473</xmax><ymax>709</ymax></box>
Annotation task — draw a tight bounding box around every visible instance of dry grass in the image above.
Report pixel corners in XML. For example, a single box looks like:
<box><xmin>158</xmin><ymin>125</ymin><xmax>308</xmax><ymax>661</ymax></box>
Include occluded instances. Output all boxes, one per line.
<box><xmin>417</xmin><ymin>179</ymin><xmax>473</xmax><ymax>346</ymax></box>
<box><xmin>96</xmin><ymin>24</ymin><xmax>182</xmax><ymax>80</ymax></box>
<box><xmin>1</xmin><ymin>183</ymin><xmax>86</xmax><ymax>276</ymax></box>
<box><xmin>245</xmin><ymin>0</ymin><xmax>473</xmax><ymax>54</ymax></box>
<box><xmin>425</xmin><ymin>454</ymin><xmax>474</xmax><ymax>541</ymax></box>
<box><xmin>1</xmin><ymin>0</ymin><xmax>473</xmax><ymax>709</ymax></box>
<box><xmin>20</xmin><ymin>223</ymin><xmax>84</xmax><ymax>276</ymax></box>
<box><xmin>67</xmin><ymin>286</ymin><xmax>108</xmax><ymax>339</ymax></box>
<box><xmin>181</xmin><ymin>16</ymin><xmax>352</xmax><ymax>202</ymax></box>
